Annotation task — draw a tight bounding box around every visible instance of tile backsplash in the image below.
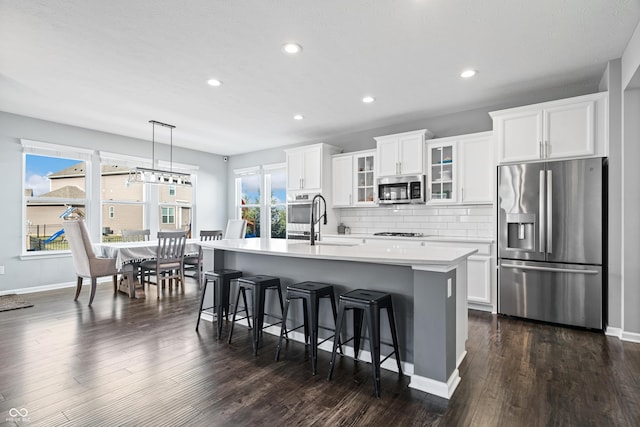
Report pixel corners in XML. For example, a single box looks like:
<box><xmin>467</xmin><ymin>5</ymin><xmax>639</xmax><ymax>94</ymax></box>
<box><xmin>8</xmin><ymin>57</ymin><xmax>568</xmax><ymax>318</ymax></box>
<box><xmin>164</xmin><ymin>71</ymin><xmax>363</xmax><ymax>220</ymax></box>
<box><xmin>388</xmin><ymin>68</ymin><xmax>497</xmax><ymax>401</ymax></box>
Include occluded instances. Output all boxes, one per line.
<box><xmin>335</xmin><ymin>204</ymin><xmax>494</xmax><ymax>238</ymax></box>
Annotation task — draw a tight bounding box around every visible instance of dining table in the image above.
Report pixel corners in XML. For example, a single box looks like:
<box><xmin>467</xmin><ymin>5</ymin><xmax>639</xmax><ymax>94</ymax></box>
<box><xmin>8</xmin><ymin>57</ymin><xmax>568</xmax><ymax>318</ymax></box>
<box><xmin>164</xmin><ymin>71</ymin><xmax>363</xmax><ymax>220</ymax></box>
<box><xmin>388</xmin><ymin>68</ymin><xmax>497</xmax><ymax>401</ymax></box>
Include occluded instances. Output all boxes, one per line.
<box><xmin>94</xmin><ymin>239</ymin><xmax>201</xmax><ymax>298</ymax></box>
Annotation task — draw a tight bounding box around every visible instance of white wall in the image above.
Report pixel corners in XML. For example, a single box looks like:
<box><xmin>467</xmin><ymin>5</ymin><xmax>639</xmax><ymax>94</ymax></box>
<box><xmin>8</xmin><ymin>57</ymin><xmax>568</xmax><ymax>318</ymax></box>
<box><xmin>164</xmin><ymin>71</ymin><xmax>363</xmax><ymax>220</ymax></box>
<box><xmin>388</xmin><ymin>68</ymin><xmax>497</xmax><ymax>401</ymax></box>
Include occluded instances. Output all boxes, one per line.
<box><xmin>0</xmin><ymin>112</ymin><xmax>228</xmax><ymax>293</ymax></box>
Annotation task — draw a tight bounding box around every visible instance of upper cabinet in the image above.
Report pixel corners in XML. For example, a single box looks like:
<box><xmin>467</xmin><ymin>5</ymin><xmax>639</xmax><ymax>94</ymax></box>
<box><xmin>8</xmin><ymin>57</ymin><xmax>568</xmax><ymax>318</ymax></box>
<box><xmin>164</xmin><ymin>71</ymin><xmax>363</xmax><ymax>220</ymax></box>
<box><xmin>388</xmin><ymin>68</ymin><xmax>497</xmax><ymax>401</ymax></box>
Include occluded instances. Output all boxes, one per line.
<box><xmin>332</xmin><ymin>149</ymin><xmax>376</xmax><ymax>207</ymax></box>
<box><xmin>285</xmin><ymin>144</ymin><xmax>337</xmax><ymax>192</ymax></box>
<box><xmin>490</xmin><ymin>92</ymin><xmax>608</xmax><ymax>164</ymax></box>
<box><xmin>375</xmin><ymin>129</ymin><xmax>433</xmax><ymax>177</ymax></box>
<box><xmin>426</xmin><ymin>131</ymin><xmax>494</xmax><ymax>205</ymax></box>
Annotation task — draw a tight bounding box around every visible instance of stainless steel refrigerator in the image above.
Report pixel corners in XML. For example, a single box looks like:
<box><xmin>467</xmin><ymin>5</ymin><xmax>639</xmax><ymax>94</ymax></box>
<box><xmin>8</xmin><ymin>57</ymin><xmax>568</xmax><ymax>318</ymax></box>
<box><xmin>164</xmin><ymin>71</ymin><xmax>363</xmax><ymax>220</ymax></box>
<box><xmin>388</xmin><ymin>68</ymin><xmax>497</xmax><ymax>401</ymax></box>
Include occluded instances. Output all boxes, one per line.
<box><xmin>498</xmin><ymin>158</ymin><xmax>606</xmax><ymax>329</ymax></box>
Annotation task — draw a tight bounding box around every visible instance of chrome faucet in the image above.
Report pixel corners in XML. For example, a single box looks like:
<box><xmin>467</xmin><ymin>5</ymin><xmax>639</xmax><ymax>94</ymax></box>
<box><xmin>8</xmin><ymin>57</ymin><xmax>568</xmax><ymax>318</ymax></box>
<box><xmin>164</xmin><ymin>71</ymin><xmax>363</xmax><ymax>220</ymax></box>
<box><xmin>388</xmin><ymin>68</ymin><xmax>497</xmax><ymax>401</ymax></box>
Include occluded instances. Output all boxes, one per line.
<box><xmin>310</xmin><ymin>194</ymin><xmax>327</xmax><ymax>246</ymax></box>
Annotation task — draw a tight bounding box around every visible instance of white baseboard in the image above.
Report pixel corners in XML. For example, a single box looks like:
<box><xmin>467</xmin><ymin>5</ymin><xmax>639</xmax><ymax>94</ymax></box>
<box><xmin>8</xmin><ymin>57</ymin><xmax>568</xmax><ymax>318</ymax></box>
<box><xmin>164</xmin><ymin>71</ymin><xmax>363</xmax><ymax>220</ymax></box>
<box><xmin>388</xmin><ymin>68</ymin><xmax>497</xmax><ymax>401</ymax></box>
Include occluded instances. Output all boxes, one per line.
<box><xmin>605</xmin><ymin>326</ymin><xmax>623</xmax><ymax>338</ymax></box>
<box><xmin>0</xmin><ymin>280</ymin><xmax>78</xmax><ymax>296</ymax></box>
<box><xmin>408</xmin><ymin>369</ymin><xmax>460</xmax><ymax>400</ymax></box>
<box><xmin>468</xmin><ymin>302</ymin><xmax>494</xmax><ymax>313</ymax></box>
<box><xmin>621</xmin><ymin>330</ymin><xmax>640</xmax><ymax>343</ymax></box>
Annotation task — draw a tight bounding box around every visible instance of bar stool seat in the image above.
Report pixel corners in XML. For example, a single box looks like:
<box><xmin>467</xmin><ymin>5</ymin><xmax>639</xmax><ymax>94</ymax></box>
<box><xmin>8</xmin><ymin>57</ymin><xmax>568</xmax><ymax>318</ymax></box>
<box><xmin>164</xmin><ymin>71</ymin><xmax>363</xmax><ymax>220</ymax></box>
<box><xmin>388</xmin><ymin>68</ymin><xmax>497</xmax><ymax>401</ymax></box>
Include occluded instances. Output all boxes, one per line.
<box><xmin>275</xmin><ymin>281</ymin><xmax>342</xmax><ymax>375</ymax></box>
<box><xmin>328</xmin><ymin>289</ymin><xmax>403</xmax><ymax>398</ymax></box>
<box><xmin>196</xmin><ymin>269</ymin><xmax>243</xmax><ymax>339</ymax></box>
<box><xmin>228</xmin><ymin>275</ymin><xmax>288</xmax><ymax>355</ymax></box>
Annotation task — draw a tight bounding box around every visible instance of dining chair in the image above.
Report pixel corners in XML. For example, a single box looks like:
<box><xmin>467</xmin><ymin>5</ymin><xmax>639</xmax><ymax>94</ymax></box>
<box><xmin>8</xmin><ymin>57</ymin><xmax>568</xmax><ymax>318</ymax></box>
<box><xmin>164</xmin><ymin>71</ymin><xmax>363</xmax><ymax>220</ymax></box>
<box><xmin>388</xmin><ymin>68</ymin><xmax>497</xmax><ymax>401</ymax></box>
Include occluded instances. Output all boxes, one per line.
<box><xmin>63</xmin><ymin>220</ymin><xmax>119</xmax><ymax>306</ymax></box>
<box><xmin>122</xmin><ymin>229</ymin><xmax>151</xmax><ymax>242</ymax></box>
<box><xmin>184</xmin><ymin>230</ymin><xmax>224</xmax><ymax>287</ymax></box>
<box><xmin>224</xmin><ymin>219</ymin><xmax>247</xmax><ymax>239</ymax></box>
<box><xmin>139</xmin><ymin>231</ymin><xmax>188</xmax><ymax>299</ymax></box>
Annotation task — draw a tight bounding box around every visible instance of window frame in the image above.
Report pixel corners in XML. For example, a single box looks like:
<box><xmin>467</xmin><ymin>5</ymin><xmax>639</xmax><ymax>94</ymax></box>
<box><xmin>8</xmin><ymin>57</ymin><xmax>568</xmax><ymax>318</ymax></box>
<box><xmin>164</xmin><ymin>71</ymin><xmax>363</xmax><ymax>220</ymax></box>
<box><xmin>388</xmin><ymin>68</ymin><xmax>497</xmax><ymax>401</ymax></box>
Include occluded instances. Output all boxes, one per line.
<box><xmin>21</xmin><ymin>140</ymin><xmax>93</xmax><ymax>257</ymax></box>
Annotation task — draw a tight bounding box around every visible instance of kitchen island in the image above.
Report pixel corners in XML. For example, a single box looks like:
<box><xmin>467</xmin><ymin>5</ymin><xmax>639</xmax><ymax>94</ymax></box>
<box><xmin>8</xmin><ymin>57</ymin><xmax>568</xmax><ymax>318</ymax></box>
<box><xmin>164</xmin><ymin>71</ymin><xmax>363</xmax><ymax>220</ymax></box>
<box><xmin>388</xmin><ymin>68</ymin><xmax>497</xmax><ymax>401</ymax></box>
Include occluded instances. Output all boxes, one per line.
<box><xmin>200</xmin><ymin>238</ymin><xmax>477</xmax><ymax>399</ymax></box>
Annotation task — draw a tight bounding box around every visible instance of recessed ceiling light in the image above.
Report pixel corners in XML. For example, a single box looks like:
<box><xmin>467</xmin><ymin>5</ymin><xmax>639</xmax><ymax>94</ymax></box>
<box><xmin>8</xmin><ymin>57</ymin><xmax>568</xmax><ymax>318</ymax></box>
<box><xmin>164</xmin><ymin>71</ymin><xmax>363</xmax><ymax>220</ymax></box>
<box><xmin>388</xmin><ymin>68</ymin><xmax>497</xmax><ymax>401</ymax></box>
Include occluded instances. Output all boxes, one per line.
<box><xmin>293</xmin><ymin>114</ymin><xmax>304</xmax><ymax>120</ymax></box>
<box><xmin>207</xmin><ymin>79</ymin><xmax>222</xmax><ymax>87</ymax></box>
<box><xmin>460</xmin><ymin>69</ymin><xmax>477</xmax><ymax>79</ymax></box>
<box><xmin>282</xmin><ymin>43</ymin><xmax>303</xmax><ymax>55</ymax></box>
<box><xmin>362</xmin><ymin>96</ymin><xmax>375</xmax><ymax>103</ymax></box>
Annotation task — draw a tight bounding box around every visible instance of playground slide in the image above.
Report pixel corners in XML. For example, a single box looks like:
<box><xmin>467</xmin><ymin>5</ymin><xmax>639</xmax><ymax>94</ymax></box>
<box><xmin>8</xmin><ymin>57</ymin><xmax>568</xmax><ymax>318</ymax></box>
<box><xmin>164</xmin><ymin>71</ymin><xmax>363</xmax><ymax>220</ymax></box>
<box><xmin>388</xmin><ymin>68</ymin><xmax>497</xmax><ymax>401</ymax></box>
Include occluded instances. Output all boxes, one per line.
<box><xmin>44</xmin><ymin>229</ymin><xmax>65</xmax><ymax>243</ymax></box>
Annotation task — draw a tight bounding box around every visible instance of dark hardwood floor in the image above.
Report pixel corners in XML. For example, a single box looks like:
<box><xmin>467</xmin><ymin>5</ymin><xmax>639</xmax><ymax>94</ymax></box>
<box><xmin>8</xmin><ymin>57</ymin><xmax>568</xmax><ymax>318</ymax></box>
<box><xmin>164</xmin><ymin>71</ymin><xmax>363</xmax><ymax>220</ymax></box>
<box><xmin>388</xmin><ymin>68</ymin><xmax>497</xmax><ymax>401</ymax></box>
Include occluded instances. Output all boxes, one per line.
<box><xmin>0</xmin><ymin>281</ymin><xmax>638</xmax><ymax>426</ymax></box>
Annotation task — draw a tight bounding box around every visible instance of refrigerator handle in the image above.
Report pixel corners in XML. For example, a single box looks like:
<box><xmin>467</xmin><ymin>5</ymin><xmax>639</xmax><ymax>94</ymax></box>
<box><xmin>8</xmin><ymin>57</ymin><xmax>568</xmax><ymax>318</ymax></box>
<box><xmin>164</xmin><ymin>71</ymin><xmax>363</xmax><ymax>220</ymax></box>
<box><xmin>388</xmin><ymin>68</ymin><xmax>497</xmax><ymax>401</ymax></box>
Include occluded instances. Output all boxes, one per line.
<box><xmin>547</xmin><ymin>170</ymin><xmax>552</xmax><ymax>254</ymax></box>
<box><xmin>539</xmin><ymin>169</ymin><xmax>545</xmax><ymax>253</ymax></box>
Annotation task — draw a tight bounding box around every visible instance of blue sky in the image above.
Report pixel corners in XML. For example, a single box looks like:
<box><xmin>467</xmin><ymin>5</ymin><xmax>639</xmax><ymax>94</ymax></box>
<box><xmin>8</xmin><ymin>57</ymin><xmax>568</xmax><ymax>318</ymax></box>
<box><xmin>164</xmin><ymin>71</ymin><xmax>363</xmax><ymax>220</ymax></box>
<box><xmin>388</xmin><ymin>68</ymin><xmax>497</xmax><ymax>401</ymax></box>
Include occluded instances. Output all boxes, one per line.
<box><xmin>25</xmin><ymin>154</ymin><xmax>80</xmax><ymax>196</ymax></box>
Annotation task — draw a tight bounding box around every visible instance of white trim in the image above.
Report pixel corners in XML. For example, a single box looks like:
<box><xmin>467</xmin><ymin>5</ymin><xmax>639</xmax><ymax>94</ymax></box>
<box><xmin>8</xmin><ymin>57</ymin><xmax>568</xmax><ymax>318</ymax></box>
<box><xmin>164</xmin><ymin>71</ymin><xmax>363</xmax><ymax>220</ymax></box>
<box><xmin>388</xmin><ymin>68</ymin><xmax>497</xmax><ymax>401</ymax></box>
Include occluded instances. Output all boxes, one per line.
<box><xmin>233</xmin><ymin>166</ymin><xmax>260</xmax><ymax>176</ymax></box>
<box><xmin>99</xmin><ymin>151</ymin><xmax>152</xmax><ymax>168</ymax></box>
<box><xmin>408</xmin><ymin>369</ymin><xmax>461</xmax><ymax>400</ymax></box>
<box><xmin>0</xmin><ymin>276</ymin><xmax>114</xmax><ymax>295</ymax></box>
<box><xmin>621</xmin><ymin>330</ymin><xmax>640</xmax><ymax>343</ymax></box>
<box><xmin>21</xmin><ymin>139</ymin><xmax>94</xmax><ymax>160</ymax></box>
<box><xmin>262</xmin><ymin>162</ymin><xmax>286</xmax><ymax>171</ymax></box>
<box><xmin>605</xmin><ymin>326</ymin><xmax>623</xmax><ymax>338</ymax></box>
<box><xmin>158</xmin><ymin>160</ymin><xmax>199</xmax><ymax>172</ymax></box>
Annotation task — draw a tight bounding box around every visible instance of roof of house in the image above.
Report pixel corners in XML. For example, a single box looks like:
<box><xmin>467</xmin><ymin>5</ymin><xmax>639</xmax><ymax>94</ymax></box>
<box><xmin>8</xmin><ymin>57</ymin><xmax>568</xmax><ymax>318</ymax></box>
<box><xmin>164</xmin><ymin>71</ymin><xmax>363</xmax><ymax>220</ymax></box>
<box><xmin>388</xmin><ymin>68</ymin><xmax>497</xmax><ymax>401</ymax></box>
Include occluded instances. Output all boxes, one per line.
<box><xmin>37</xmin><ymin>185</ymin><xmax>85</xmax><ymax>199</ymax></box>
<box><xmin>48</xmin><ymin>162</ymin><xmax>129</xmax><ymax>178</ymax></box>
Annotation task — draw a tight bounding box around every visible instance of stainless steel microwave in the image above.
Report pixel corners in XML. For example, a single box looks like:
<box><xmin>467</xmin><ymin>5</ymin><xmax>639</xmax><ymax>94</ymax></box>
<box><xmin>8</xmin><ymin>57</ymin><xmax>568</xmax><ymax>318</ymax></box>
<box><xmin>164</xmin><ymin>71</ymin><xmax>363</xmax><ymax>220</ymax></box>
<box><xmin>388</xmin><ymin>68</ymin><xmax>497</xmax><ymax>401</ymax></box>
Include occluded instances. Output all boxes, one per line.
<box><xmin>377</xmin><ymin>175</ymin><xmax>426</xmax><ymax>204</ymax></box>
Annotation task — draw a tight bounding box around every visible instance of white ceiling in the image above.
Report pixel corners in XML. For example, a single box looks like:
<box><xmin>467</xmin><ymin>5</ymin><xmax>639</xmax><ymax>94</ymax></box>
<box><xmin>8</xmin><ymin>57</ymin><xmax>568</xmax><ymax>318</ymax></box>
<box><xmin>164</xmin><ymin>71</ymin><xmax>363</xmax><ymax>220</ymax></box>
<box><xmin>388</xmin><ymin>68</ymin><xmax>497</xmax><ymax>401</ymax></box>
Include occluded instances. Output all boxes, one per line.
<box><xmin>1</xmin><ymin>0</ymin><xmax>639</xmax><ymax>156</ymax></box>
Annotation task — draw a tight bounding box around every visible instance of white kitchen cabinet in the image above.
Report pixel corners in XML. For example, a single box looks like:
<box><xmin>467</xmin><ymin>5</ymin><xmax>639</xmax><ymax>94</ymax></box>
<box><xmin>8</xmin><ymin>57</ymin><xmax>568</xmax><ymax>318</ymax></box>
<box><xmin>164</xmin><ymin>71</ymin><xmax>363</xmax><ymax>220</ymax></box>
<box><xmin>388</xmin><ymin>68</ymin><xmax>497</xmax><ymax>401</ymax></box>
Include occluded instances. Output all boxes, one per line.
<box><xmin>331</xmin><ymin>154</ymin><xmax>354</xmax><ymax>207</ymax></box>
<box><xmin>331</xmin><ymin>150</ymin><xmax>376</xmax><ymax>207</ymax></box>
<box><xmin>375</xmin><ymin>129</ymin><xmax>433</xmax><ymax>177</ymax></box>
<box><xmin>286</xmin><ymin>144</ymin><xmax>323</xmax><ymax>191</ymax></box>
<box><xmin>491</xmin><ymin>92</ymin><xmax>608</xmax><ymax>164</ymax></box>
<box><xmin>426</xmin><ymin>131</ymin><xmax>494</xmax><ymax>205</ymax></box>
<box><xmin>427</xmin><ymin>141</ymin><xmax>456</xmax><ymax>203</ymax></box>
<box><xmin>458</xmin><ymin>133</ymin><xmax>494</xmax><ymax>204</ymax></box>
<box><xmin>467</xmin><ymin>255</ymin><xmax>492</xmax><ymax>304</ymax></box>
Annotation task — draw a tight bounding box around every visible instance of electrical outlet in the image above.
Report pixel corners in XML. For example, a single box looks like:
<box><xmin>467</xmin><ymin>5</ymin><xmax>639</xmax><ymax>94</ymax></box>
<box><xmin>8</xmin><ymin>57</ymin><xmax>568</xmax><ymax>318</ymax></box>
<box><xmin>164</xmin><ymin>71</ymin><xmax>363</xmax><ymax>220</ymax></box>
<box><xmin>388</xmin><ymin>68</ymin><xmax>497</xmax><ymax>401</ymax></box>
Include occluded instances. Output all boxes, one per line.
<box><xmin>0</xmin><ymin>266</ymin><xmax>4</xmax><ymax>275</ymax></box>
<box><xmin>447</xmin><ymin>278</ymin><xmax>452</xmax><ymax>298</ymax></box>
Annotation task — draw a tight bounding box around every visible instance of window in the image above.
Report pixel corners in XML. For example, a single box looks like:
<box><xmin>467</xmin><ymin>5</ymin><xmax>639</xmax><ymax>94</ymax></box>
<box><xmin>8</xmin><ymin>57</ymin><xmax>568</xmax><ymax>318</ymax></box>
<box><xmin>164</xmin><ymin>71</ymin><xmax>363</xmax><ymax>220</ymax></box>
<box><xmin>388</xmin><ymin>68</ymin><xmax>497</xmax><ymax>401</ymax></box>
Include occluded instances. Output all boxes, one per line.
<box><xmin>234</xmin><ymin>164</ymin><xmax>286</xmax><ymax>239</ymax></box>
<box><xmin>157</xmin><ymin>160</ymin><xmax>195</xmax><ymax>232</ymax></box>
<box><xmin>236</xmin><ymin>171</ymin><xmax>261</xmax><ymax>237</ymax></box>
<box><xmin>22</xmin><ymin>140</ymin><xmax>92</xmax><ymax>253</ymax></box>
<box><xmin>161</xmin><ymin>207</ymin><xmax>175</xmax><ymax>224</ymax></box>
<box><xmin>99</xmin><ymin>153</ymin><xmax>148</xmax><ymax>242</ymax></box>
<box><xmin>265</xmin><ymin>165</ymin><xmax>286</xmax><ymax>238</ymax></box>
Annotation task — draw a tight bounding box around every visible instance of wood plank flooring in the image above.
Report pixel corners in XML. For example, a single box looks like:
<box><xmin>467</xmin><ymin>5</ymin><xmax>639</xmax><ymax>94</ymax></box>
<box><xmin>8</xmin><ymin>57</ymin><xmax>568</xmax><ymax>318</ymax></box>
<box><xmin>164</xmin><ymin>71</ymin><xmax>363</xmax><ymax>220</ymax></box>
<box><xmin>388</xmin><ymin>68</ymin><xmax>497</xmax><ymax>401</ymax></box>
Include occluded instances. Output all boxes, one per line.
<box><xmin>0</xmin><ymin>281</ymin><xmax>638</xmax><ymax>426</ymax></box>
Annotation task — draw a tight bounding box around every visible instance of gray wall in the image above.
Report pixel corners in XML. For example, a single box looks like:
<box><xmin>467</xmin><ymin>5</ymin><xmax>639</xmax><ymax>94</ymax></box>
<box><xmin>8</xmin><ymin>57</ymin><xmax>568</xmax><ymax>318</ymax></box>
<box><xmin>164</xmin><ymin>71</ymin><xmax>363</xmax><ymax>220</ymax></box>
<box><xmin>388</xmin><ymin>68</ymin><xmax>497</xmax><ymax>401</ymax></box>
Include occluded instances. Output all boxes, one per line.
<box><xmin>0</xmin><ymin>112</ymin><xmax>227</xmax><ymax>293</ymax></box>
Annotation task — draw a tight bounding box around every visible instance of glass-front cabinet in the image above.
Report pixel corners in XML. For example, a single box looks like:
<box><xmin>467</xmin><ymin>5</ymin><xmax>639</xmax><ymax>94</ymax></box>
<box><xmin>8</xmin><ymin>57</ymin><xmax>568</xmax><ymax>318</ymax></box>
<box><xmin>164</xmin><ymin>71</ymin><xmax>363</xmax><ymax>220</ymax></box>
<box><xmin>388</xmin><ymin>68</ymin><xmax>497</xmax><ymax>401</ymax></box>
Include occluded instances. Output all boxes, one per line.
<box><xmin>331</xmin><ymin>149</ymin><xmax>376</xmax><ymax>207</ymax></box>
<box><xmin>428</xmin><ymin>142</ymin><xmax>456</xmax><ymax>203</ymax></box>
<box><xmin>355</xmin><ymin>151</ymin><xmax>375</xmax><ymax>204</ymax></box>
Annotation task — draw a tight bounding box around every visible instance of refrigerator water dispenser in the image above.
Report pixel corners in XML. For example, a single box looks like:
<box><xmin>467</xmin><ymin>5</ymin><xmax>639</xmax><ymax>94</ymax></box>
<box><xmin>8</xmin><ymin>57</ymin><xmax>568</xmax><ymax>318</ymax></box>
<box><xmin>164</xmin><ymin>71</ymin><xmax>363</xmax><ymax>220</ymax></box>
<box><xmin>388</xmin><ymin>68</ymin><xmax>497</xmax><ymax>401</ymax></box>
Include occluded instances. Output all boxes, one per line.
<box><xmin>506</xmin><ymin>213</ymin><xmax>536</xmax><ymax>251</ymax></box>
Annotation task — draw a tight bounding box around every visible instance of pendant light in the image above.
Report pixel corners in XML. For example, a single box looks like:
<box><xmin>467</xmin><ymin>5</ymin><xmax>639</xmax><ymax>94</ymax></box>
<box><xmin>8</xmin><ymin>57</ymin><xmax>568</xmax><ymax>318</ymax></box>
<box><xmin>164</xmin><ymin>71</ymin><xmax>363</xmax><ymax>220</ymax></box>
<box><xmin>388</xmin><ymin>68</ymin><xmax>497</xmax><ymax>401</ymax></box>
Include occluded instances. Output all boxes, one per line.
<box><xmin>128</xmin><ymin>120</ymin><xmax>192</xmax><ymax>186</ymax></box>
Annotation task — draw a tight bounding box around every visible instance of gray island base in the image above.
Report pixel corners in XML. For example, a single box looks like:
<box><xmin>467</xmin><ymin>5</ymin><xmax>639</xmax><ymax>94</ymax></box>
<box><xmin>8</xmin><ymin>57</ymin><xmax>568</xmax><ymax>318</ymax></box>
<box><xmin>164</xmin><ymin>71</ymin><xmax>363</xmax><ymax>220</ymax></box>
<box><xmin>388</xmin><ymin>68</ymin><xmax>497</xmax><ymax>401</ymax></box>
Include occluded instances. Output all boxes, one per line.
<box><xmin>200</xmin><ymin>238</ymin><xmax>476</xmax><ymax>399</ymax></box>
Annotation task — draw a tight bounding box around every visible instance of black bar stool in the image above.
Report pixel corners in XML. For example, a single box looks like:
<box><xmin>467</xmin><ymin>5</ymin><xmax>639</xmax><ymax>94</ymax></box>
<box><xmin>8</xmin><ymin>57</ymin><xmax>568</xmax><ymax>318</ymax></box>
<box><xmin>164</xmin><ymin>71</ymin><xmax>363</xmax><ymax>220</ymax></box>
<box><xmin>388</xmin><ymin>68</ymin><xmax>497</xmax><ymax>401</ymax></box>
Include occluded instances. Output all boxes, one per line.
<box><xmin>228</xmin><ymin>275</ymin><xmax>288</xmax><ymax>355</ymax></box>
<box><xmin>328</xmin><ymin>289</ymin><xmax>403</xmax><ymax>398</ymax></box>
<box><xmin>196</xmin><ymin>269</ymin><xmax>243</xmax><ymax>339</ymax></box>
<box><xmin>275</xmin><ymin>281</ymin><xmax>342</xmax><ymax>375</ymax></box>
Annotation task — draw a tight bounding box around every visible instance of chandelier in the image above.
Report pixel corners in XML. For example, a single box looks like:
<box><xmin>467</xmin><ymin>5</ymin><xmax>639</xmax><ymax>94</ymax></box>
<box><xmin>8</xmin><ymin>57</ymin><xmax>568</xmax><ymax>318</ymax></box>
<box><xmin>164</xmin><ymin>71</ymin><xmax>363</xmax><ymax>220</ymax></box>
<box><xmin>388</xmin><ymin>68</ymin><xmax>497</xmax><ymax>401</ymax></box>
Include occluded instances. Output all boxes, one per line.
<box><xmin>128</xmin><ymin>120</ymin><xmax>192</xmax><ymax>186</ymax></box>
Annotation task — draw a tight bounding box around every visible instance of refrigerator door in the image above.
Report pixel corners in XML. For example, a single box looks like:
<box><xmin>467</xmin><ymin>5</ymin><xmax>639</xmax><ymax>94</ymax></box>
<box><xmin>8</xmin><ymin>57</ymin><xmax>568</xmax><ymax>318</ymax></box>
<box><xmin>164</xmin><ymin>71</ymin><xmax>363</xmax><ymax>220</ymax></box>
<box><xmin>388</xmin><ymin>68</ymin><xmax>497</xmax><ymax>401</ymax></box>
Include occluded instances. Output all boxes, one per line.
<box><xmin>545</xmin><ymin>158</ymin><xmax>603</xmax><ymax>265</ymax></box>
<box><xmin>498</xmin><ymin>162</ymin><xmax>546</xmax><ymax>261</ymax></box>
<box><xmin>499</xmin><ymin>260</ymin><xmax>603</xmax><ymax>329</ymax></box>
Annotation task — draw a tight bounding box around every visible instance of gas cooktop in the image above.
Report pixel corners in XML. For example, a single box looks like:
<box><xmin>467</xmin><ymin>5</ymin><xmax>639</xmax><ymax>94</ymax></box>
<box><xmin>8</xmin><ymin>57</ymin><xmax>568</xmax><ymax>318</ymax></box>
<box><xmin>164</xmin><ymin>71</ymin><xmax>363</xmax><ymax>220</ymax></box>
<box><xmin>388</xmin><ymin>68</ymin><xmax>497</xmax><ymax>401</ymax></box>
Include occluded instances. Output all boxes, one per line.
<box><xmin>373</xmin><ymin>232</ymin><xmax>424</xmax><ymax>237</ymax></box>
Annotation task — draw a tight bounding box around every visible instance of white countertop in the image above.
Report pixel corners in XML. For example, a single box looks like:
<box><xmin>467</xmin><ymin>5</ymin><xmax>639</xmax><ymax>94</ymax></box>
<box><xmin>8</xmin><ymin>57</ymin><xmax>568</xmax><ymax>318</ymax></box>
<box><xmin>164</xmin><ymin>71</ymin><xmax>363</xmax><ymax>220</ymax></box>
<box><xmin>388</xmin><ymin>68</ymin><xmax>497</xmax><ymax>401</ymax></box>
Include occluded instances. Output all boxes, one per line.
<box><xmin>323</xmin><ymin>233</ymin><xmax>494</xmax><ymax>244</ymax></box>
<box><xmin>200</xmin><ymin>238</ymin><xmax>477</xmax><ymax>269</ymax></box>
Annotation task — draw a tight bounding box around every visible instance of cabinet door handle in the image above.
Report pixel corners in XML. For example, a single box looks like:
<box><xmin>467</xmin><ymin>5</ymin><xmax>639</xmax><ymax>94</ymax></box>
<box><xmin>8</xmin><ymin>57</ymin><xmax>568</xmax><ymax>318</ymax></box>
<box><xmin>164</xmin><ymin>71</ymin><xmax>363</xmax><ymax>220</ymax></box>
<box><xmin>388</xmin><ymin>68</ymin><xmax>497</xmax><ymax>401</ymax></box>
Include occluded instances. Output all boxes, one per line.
<box><xmin>461</xmin><ymin>187</ymin><xmax>464</xmax><ymax>201</ymax></box>
<box><xmin>349</xmin><ymin>194</ymin><xmax>352</xmax><ymax>205</ymax></box>
<box><xmin>545</xmin><ymin>141</ymin><xmax>550</xmax><ymax>158</ymax></box>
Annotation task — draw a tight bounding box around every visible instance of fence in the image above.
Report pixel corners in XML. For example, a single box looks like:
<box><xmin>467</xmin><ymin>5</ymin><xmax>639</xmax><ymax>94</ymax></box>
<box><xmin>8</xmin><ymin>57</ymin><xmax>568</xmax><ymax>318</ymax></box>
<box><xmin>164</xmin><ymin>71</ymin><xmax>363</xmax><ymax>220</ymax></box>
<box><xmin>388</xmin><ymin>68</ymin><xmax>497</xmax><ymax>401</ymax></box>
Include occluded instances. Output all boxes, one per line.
<box><xmin>26</xmin><ymin>223</ymin><xmax>124</xmax><ymax>251</ymax></box>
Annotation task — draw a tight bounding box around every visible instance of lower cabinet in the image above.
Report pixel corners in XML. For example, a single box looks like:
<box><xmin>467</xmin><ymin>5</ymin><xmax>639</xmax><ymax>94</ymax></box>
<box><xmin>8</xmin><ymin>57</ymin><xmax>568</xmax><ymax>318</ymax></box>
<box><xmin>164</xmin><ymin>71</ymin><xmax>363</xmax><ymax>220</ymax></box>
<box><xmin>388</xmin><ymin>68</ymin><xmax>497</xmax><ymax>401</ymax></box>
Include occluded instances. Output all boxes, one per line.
<box><xmin>467</xmin><ymin>255</ymin><xmax>492</xmax><ymax>305</ymax></box>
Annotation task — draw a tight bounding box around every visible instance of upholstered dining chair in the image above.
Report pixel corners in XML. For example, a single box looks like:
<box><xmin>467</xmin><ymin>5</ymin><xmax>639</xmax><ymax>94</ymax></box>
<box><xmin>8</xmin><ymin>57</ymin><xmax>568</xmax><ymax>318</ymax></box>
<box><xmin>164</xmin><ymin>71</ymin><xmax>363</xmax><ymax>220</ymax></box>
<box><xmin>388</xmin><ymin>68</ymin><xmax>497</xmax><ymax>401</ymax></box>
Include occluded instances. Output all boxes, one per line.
<box><xmin>224</xmin><ymin>219</ymin><xmax>247</xmax><ymax>239</ymax></box>
<box><xmin>122</xmin><ymin>229</ymin><xmax>151</xmax><ymax>242</ymax></box>
<box><xmin>184</xmin><ymin>230</ymin><xmax>224</xmax><ymax>287</ymax></box>
<box><xmin>139</xmin><ymin>231</ymin><xmax>188</xmax><ymax>299</ymax></box>
<box><xmin>63</xmin><ymin>220</ymin><xmax>119</xmax><ymax>306</ymax></box>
